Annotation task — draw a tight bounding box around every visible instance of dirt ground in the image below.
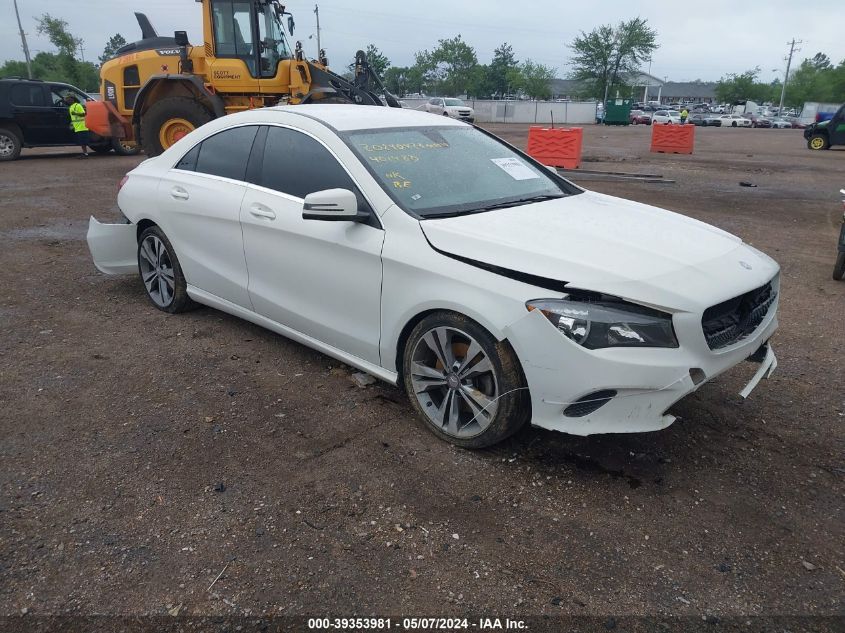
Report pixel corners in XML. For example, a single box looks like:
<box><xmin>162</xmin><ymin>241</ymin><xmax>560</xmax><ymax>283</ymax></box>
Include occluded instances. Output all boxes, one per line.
<box><xmin>1</xmin><ymin>124</ymin><xmax>843</xmax><ymax>631</ymax></box>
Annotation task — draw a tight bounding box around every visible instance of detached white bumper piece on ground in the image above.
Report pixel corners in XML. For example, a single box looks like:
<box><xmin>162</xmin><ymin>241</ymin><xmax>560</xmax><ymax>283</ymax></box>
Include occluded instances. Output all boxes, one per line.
<box><xmin>87</xmin><ymin>104</ymin><xmax>780</xmax><ymax>448</ymax></box>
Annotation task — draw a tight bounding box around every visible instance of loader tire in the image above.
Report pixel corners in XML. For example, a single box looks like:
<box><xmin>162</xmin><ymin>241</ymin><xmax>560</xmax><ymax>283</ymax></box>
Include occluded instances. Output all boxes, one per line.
<box><xmin>140</xmin><ymin>97</ymin><xmax>213</xmax><ymax>157</ymax></box>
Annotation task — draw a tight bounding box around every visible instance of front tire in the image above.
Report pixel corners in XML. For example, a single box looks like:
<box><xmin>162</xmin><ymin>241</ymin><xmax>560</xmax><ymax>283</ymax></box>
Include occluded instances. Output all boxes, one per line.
<box><xmin>834</xmin><ymin>252</ymin><xmax>845</xmax><ymax>281</ymax></box>
<box><xmin>402</xmin><ymin>312</ymin><xmax>530</xmax><ymax>448</ymax></box>
<box><xmin>807</xmin><ymin>134</ymin><xmax>830</xmax><ymax>150</ymax></box>
<box><xmin>0</xmin><ymin>127</ymin><xmax>22</xmax><ymax>161</ymax></box>
<box><xmin>137</xmin><ymin>226</ymin><xmax>196</xmax><ymax>313</ymax></box>
<box><xmin>140</xmin><ymin>97</ymin><xmax>213</xmax><ymax>157</ymax></box>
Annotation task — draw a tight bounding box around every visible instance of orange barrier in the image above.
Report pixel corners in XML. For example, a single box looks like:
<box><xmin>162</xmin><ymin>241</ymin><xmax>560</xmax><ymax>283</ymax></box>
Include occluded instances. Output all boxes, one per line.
<box><xmin>526</xmin><ymin>126</ymin><xmax>583</xmax><ymax>169</ymax></box>
<box><xmin>650</xmin><ymin>123</ymin><xmax>695</xmax><ymax>154</ymax></box>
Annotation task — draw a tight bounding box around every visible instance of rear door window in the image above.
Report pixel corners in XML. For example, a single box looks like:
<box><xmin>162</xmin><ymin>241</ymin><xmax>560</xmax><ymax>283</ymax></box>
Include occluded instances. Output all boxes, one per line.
<box><xmin>193</xmin><ymin>125</ymin><xmax>259</xmax><ymax>181</ymax></box>
<box><xmin>10</xmin><ymin>84</ymin><xmax>46</xmax><ymax>107</ymax></box>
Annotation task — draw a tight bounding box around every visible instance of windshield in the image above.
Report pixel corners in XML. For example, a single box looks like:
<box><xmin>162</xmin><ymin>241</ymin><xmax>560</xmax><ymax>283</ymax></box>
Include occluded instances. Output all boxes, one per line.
<box><xmin>343</xmin><ymin>126</ymin><xmax>575</xmax><ymax>218</ymax></box>
<box><xmin>444</xmin><ymin>99</ymin><xmax>464</xmax><ymax>107</ymax></box>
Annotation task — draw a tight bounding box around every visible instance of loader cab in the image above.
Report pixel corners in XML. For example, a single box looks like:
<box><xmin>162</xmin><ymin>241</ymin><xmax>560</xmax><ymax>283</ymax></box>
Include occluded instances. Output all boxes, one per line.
<box><xmin>207</xmin><ymin>0</ymin><xmax>291</xmax><ymax>80</ymax></box>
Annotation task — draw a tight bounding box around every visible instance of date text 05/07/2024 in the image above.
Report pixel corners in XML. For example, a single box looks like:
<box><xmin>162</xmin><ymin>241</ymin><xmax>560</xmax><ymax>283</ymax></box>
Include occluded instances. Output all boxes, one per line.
<box><xmin>307</xmin><ymin>617</ymin><xmax>528</xmax><ymax>630</ymax></box>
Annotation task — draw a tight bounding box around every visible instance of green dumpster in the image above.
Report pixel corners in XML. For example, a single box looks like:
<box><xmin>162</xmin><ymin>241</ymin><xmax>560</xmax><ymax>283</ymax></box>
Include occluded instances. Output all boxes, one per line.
<box><xmin>603</xmin><ymin>98</ymin><xmax>633</xmax><ymax>125</ymax></box>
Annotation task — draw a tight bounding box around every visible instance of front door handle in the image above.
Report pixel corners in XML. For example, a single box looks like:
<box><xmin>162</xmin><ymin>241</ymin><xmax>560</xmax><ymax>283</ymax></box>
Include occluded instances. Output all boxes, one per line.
<box><xmin>171</xmin><ymin>187</ymin><xmax>189</xmax><ymax>200</ymax></box>
<box><xmin>249</xmin><ymin>204</ymin><xmax>276</xmax><ymax>220</ymax></box>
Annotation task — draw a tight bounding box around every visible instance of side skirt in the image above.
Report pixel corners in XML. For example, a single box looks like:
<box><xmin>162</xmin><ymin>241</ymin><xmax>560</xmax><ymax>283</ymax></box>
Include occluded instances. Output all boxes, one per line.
<box><xmin>186</xmin><ymin>285</ymin><xmax>399</xmax><ymax>386</ymax></box>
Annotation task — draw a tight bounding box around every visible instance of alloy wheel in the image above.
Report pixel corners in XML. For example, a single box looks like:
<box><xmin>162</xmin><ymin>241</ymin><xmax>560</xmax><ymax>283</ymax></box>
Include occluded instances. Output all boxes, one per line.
<box><xmin>138</xmin><ymin>235</ymin><xmax>176</xmax><ymax>308</ymax></box>
<box><xmin>0</xmin><ymin>134</ymin><xmax>14</xmax><ymax>157</ymax></box>
<box><xmin>409</xmin><ymin>326</ymin><xmax>499</xmax><ymax>439</ymax></box>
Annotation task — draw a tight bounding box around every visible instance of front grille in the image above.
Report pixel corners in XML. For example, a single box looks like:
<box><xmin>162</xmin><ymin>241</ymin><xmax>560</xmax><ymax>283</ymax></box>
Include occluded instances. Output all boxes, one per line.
<box><xmin>701</xmin><ymin>280</ymin><xmax>776</xmax><ymax>350</ymax></box>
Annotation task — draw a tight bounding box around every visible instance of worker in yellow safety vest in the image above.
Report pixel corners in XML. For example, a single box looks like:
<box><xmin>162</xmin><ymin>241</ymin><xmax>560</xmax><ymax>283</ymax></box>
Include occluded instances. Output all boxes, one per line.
<box><xmin>64</xmin><ymin>94</ymin><xmax>90</xmax><ymax>158</ymax></box>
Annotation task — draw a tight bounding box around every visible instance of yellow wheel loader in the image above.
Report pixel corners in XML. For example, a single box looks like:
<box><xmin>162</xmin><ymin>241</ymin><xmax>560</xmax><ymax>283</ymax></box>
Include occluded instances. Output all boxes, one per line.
<box><xmin>87</xmin><ymin>0</ymin><xmax>399</xmax><ymax>156</ymax></box>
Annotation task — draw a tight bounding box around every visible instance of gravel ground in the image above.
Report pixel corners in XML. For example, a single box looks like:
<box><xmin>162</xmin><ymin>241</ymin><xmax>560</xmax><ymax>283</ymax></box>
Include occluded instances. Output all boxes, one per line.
<box><xmin>0</xmin><ymin>124</ymin><xmax>843</xmax><ymax>632</ymax></box>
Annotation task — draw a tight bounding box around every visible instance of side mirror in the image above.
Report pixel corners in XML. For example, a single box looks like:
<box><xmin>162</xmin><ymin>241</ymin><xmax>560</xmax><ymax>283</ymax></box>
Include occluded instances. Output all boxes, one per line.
<box><xmin>174</xmin><ymin>30</ymin><xmax>189</xmax><ymax>46</ymax></box>
<box><xmin>288</xmin><ymin>15</ymin><xmax>295</xmax><ymax>36</ymax></box>
<box><xmin>302</xmin><ymin>189</ymin><xmax>364</xmax><ymax>222</ymax></box>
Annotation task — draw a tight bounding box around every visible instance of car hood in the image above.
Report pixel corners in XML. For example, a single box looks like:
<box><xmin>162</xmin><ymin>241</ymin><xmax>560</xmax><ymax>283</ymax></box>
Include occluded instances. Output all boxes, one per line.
<box><xmin>420</xmin><ymin>191</ymin><xmax>779</xmax><ymax>311</ymax></box>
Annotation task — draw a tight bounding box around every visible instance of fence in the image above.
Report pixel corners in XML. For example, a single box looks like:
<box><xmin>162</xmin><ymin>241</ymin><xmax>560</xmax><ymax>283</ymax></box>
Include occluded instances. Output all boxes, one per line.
<box><xmin>400</xmin><ymin>99</ymin><xmax>598</xmax><ymax>125</ymax></box>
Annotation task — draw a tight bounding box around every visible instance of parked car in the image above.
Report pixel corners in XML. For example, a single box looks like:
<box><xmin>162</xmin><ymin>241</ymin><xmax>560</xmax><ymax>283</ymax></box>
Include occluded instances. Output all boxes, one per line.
<box><xmin>718</xmin><ymin>114</ymin><xmax>752</xmax><ymax>128</ymax></box>
<box><xmin>424</xmin><ymin>97</ymin><xmax>475</xmax><ymax>122</ymax></box>
<box><xmin>785</xmin><ymin>116</ymin><xmax>806</xmax><ymax>129</ymax></box>
<box><xmin>688</xmin><ymin>113</ymin><xmax>714</xmax><ymax>126</ymax></box>
<box><xmin>87</xmin><ymin>105</ymin><xmax>780</xmax><ymax>448</ymax></box>
<box><xmin>0</xmin><ymin>77</ymin><xmax>137</xmax><ymax>161</ymax></box>
<box><xmin>748</xmin><ymin>114</ymin><xmax>772</xmax><ymax>128</ymax></box>
<box><xmin>652</xmin><ymin>110</ymin><xmax>682</xmax><ymax>124</ymax></box>
<box><xmin>629</xmin><ymin>110</ymin><xmax>653</xmax><ymax>125</ymax></box>
<box><xmin>770</xmin><ymin>118</ymin><xmax>793</xmax><ymax>129</ymax></box>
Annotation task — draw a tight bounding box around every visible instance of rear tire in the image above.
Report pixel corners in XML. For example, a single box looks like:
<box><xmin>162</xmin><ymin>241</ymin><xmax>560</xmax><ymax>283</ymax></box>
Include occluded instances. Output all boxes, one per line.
<box><xmin>402</xmin><ymin>311</ymin><xmax>530</xmax><ymax>448</ymax></box>
<box><xmin>91</xmin><ymin>144</ymin><xmax>113</xmax><ymax>154</ymax></box>
<box><xmin>137</xmin><ymin>226</ymin><xmax>197</xmax><ymax>314</ymax></box>
<box><xmin>834</xmin><ymin>252</ymin><xmax>845</xmax><ymax>281</ymax></box>
<box><xmin>0</xmin><ymin>127</ymin><xmax>22</xmax><ymax>161</ymax></box>
<box><xmin>140</xmin><ymin>97</ymin><xmax>213</xmax><ymax>157</ymax></box>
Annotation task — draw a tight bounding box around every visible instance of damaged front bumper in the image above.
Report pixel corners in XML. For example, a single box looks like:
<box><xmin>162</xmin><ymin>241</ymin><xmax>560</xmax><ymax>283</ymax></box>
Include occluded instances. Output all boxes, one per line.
<box><xmin>87</xmin><ymin>216</ymin><xmax>138</xmax><ymax>275</ymax></box>
<box><xmin>504</xmin><ymin>307</ymin><xmax>778</xmax><ymax>436</ymax></box>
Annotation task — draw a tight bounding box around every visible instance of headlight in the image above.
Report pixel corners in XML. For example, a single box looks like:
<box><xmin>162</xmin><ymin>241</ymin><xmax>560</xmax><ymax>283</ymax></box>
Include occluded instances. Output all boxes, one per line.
<box><xmin>526</xmin><ymin>298</ymin><xmax>678</xmax><ymax>349</ymax></box>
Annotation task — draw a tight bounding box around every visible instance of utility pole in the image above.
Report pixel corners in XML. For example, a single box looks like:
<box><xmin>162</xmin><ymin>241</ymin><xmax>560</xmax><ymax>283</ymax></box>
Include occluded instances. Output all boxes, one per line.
<box><xmin>313</xmin><ymin>4</ymin><xmax>321</xmax><ymax>58</ymax></box>
<box><xmin>779</xmin><ymin>38</ymin><xmax>802</xmax><ymax>112</ymax></box>
<box><xmin>13</xmin><ymin>0</ymin><xmax>33</xmax><ymax>78</ymax></box>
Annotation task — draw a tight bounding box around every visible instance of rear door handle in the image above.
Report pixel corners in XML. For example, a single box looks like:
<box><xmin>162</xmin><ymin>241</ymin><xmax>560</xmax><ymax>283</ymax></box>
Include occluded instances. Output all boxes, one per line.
<box><xmin>248</xmin><ymin>204</ymin><xmax>276</xmax><ymax>220</ymax></box>
<box><xmin>171</xmin><ymin>187</ymin><xmax>189</xmax><ymax>200</ymax></box>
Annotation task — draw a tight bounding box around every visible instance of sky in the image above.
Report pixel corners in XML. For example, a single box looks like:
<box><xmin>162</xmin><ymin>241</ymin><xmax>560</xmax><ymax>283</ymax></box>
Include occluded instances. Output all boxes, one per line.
<box><xmin>3</xmin><ymin>0</ymin><xmax>845</xmax><ymax>83</ymax></box>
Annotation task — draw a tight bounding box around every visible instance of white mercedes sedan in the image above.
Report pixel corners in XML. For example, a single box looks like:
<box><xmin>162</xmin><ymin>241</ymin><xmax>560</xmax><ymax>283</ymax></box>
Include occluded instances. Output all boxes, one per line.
<box><xmin>88</xmin><ymin>105</ymin><xmax>779</xmax><ymax>448</ymax></box>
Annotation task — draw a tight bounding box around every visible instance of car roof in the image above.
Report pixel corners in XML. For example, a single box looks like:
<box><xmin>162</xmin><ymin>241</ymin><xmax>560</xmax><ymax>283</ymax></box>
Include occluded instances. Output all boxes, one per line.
<box><xmin>264</xmin><ymin>104</ymin><xmax>466</xmax><ymax>131</ymax></box>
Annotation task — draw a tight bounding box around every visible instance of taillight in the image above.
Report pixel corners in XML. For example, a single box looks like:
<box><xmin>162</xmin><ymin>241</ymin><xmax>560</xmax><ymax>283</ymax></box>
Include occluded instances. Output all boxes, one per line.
<box><xmin>117</xmin><ymin>175</ymin><xmax>129</xmax><ymax>192</ymax></box>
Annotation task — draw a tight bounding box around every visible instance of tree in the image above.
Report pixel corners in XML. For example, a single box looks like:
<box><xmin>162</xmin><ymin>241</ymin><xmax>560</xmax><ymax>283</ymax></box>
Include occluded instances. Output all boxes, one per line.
<box><xmin>714</xmin><ymin>68</ymin><xmax>773</xmax><ymax>104</ymax></box>
<box><xmin>430</xmin><ymin>35</ymin><xmax>478</xmax><ymax>96</ymax></box>
<box><xmin>568</xmin><ymin>18</ymin><xmax>658</xmax><ymax>101</ymax></box>
<box><xmin>0</xmin><ymin>14</ymin><xmax>99</xmax><ymax>90</ymax></box>
<box><xmin>383</xmin><ymin>66</ymin><xmax>408</xmax><ymax>95</ymax></box>
<box><xmin>36</xmin><ymin>14</ymin><xmax>81</xmax><ymax>57</ymax></box>
<box><xmin>515</xmin><ymin>60</ymin><xmax>556</xmax><ymax>100</ymax></box>
<box><xmin>488</xmin><ymin>42</ymin><xmax>518</xmax><ymax>97</ymax></box>
<box><xmin>100</xmin><ymin>34</ymin><xmax>128</xmax><ymax>64</ymax></box>
<box><xmin>352</xmin><ymin>43</ymin><xmax>390</xmax><ymax>77</ymax></box>
<box><xmin>809</xmin><ymin>52</ymin><xmax>831</xmax><ymax>72</ymax></box>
